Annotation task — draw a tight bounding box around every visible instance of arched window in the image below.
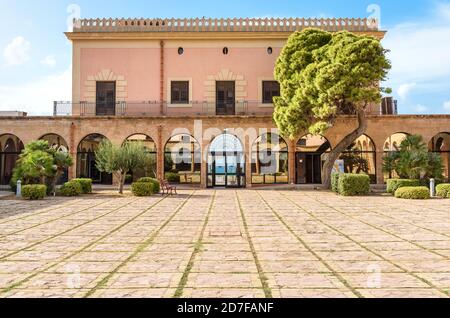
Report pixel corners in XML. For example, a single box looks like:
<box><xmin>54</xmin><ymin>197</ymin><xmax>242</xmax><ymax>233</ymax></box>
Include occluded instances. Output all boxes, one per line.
<box><xmin>124</xmin><ymin>134</ymin><xmax>157</xmax><ymax>183</ymax></box>
<box><xmin>296</xmin><ymin>134</ymin><xmax>331</xmax><ymax>184</ymax></box>
<box><xmin>251</xmin><ymin>133</ymin><xmax>288</xmax><ymax>184</ymax></box>
<box><xmin>0</xmin><ymin>134</ymin><xmax>24</xmax><ymax>185</ymax></box>
<box><xmin>339</xmin><ymin>134</ymin><xmax>377</xmax><ymax>184</ymax></box>
<box><xmin>164</xmin><ymin>134</ymin><xmax>201</xmax><ymax>184</ymax></box>
<box><xmin>77</xmin><ymin>134</ymin><xmax>112</xmax><ymax>184</ymax></box>
<box><xmin>429</xmin><ymin>132</ymin><xmax>450</xmax><ymax>181</ymax></box>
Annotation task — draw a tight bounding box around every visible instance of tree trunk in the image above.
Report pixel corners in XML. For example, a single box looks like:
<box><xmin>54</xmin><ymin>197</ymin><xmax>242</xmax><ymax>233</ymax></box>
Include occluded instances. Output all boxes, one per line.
<box><xmin>117</xmin><ymin>170</ymin><xmax>127</xmax><ymax>194</ymax></box>
<box><xmin>51</xmin><ymin>170</ymin><xmax>62</xmax><ymax>196</ymax></box>
<box><xmin>321</xmin><ymin>110</ymin><xmax>368</xmax><ymax>189</ymax></box>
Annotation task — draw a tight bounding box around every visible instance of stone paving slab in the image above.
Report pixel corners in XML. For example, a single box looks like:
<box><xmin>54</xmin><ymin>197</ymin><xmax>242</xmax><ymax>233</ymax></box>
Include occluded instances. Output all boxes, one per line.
<box><xmin>0</xmin><ymin>189</ymin><xmax>449</xmax><ymax>298</ymax></box>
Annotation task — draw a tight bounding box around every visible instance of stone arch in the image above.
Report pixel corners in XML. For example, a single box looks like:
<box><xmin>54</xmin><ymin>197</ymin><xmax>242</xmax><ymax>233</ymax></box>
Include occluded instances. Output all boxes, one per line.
<box><xmin>164</xmin><ymin>134</ymin><xmax>201</xmax><ymax>184</ymax></box>
<box><xmin>0</xmin><ymin>134</ymin><xmax>24</xmax><ymax>186</ymax></box>
<box><xmin>76</xmin><ymin>133</ymin><xmax>112</xmax><ymax>184</ymax></box>
<box><xmin>251</xmin><ymin>133</ymin><xmax>289</xmax><ymax>184</ymax></box>
<box><xmin>39</xmin><ymin>133</ymin><xmax>69</xmax><ymax>152</ymax></box>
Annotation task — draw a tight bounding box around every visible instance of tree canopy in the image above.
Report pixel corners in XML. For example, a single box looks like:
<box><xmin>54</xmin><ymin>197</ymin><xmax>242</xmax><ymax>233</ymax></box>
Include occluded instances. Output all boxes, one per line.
<box><xmin>274</xmin><ymin>28</ymin><xmax>391</xmax><ymax>138</ymax></box>
<box><xmin>273</xmin><ymin>28</ymin><xmax>391</xmax><ymax>187</ymax></box>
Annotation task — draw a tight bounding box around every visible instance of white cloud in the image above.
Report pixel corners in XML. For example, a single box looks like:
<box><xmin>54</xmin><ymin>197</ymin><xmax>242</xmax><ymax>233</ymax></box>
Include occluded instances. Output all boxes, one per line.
<box><xmin>414</xmin><ymin>104</ymin><xmax>428</xmax><ymax>113</ymax></box>
<box><xmin>397</xmin><ymin>83</ymin><xmax>416</xmax><ymax>100</ymax></box>
<box><xmin>3</xmin><ymin>36</ymin><xmax>31</xmax><ymax>66</ymax></box>
<box><xmin>40</xmin><ymin>55</ymin><xmax>56</xmax><ymax>67</ymax></box>
<box><xmin>436</xmin><ymin>2</ymin><xmax>450</xmax><ymax>20</ymax></box>
<box><xmin>0</xmin><ymin>66</ymin><xmax>71</xmax><ymax>115</ymax></box>
<box><xmin>444</xmin><ymin>101</ymin><xmax>450</xmax><ymax>112</ymax></box>
<box><xmin>383</xmin><ymin>20</ymin><xmax>450</xmax><ymax>84</ymax></box>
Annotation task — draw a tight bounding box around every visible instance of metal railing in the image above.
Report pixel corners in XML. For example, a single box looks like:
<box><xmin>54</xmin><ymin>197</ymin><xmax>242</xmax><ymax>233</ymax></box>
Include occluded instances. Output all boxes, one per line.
<box><xmin>53</xmin><ymin>101</ymin><xmax>276</xmax><ymax>117</ymax></box>
<box><xmin>72</xmin><ymin>17</ymin><xmax>379</xmax><ymax>33</ymax></box>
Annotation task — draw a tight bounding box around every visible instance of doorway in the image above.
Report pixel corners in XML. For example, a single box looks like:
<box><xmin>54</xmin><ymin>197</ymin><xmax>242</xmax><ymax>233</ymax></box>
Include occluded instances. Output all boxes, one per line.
<box><xmin>216</xmin><ymin>81</ymin><xmax>235</xmax><ymax>115</ymax></box>
<box><xmin>96</xmin><ymin>82</ymin><xmax>116</xmax><ymax>116</ymax></box>
<box><xmin>207</xmin><ymin>133</ymin><xmax>245</xmax><ymax>188</ymax></box>
<box><xmin>296</xmin><ymin>153</ymin><xmax>323</xmax><ymax>184</ymax></box>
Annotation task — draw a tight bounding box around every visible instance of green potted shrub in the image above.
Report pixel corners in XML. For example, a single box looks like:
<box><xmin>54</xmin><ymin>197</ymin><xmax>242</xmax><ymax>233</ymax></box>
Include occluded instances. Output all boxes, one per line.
<box><xmin>131</xmin><ymin>182</ymin><xmax>154</xmax><ymax>196</ymax></box>
<box><xmin>137</xmin><ymin>177</ymin><xmax>160</xmax><ymax>194</ymax></box>
<box><xmin>22</xmin><ymin>184</ymin><xmax>47</xmax><ymax>200</ymax></box>
<box><xmin>436</xmin><ymin>184</ymin><xmax>450</xmax><ymax>198</ymax></box>
<box><xmin>71</xmin><ymin>178</ymin><xmax>93</xmax><ymax>194</ymax></box>
<box><xmin>337</xmin><ymin>173</ymin><xmax>370</xmax><ymax>196</ymax></box>
<box><xmin>394</xmin><ymin>186</ymin><xmax>430</xmax><ymax>199</ymax></box>
<box><xmin>386</xmin><ymin>179</ymin><xmax>420</xmax><ymax>194</ymax></box>
<box><xmin>58</xmin><ymin>181</ymin><xmax>82</xmax><ymax>197</ymax></box>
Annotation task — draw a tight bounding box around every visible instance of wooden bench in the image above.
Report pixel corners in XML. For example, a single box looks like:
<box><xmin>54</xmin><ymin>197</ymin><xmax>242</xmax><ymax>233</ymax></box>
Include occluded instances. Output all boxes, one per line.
<box><xmin>160</xmin><ymin>179</ymin><xmax>177</xmax><ymax>195</ymax></box>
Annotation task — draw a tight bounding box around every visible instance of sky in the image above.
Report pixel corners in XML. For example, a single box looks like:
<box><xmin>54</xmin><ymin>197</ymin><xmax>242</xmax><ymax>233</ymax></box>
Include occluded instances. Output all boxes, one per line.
<box><xmin>0</xmin><ymin>0</ymin><xmax>449</xmax><ymax>115</ymax></box>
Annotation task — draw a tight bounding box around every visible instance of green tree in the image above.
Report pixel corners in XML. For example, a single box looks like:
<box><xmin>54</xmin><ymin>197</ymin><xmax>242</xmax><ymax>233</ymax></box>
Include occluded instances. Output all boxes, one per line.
<box><xmin>383</xmin><ymin>134</ymin><xmax>444</xmax><ymax>180</ymax></box>
<box><xmin>11</xmin><ymin>140</ymin><xmax>74</xmax><ymax>194</ymax></box>
<box><xmin>95</xmin><ymin>140</ymin><xmax>148</xmax><ymax>194</ymax></box>
<box><xmin>274</xmin><ymin>29</ymin><xmax>391</xmax><ymax>188</ymax></box>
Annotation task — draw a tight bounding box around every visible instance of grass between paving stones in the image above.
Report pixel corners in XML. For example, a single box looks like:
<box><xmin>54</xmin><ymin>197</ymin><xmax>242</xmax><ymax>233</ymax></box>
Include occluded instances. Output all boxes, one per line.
<box><xmin>0</xmin><ymin>199</ymin><xmax>118</xmax><ymax>261</ymax></box>
<box><xmin>279</xmin><ymin>191</ymin><xmax>449</xmax><ymax>297</ymax></box>
<box><xmin>0</xmin><ymin>198</ymin><xmax>86</xmax><ymax>225</ymax></box>
<box><xmin>235</xmin><ymin>191</ymin><xmax>272</xmax><ymax>298</ymax></box>
<box><xmin>0</xmin><ymin>199</ymin><xmax>113</xmax><ymax>239</ymax></box>
<box><xmin>83</xmin><ymin>191</ymin><xmax>196</xmax><ymax>298</ymax></box>
<box><xmin>173</xmin><ymin>191</ymin><xmax>217</xmax><ymax>298</ymax></box>
<box><xmin>254</xmin><ymin>191</ymin><xmax>363</xmax><ymax>298</ymax></box>
<box><xmin>0</xmin><ymin>195</ymin><xmax>170</xmax><ymax>295</ymax></box>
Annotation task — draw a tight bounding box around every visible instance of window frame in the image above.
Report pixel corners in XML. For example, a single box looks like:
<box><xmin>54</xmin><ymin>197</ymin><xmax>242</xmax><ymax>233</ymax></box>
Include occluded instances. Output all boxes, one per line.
<box><xmin>170</xmin><ymin>81</ymin><xmax>190</xmax><ymax>104</ymax></box>
<box><xmin>262</xmin><ymin>80</ymin><xmax>280</xmax><ymax>104</ymax></box>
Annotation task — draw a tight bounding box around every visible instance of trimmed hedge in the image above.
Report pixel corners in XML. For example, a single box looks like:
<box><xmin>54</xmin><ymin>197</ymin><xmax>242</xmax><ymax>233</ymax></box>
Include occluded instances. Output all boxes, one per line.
<box><xmin>386</xmin><ymin>179</ymin><xmax>420</xmax><ymax>194</ymax></box>
<box><xmin>395</xmin><ymin>186</ymin><xmax>430</xmax><ymax>200</ymax></box>
<box><xmin>331</xmin><ymin>173</ymin><xmax>340</xmax><ymax>193</ymax></box>
<box><xmin>58</xmin><ymin>181</ymin><xmax>82</xmax><ymax>197</ymax></box>
<box><xmin>22</xmin><ymin>184</ymin><xmax>47</xmax><ymax>200</ymax></box>
<box><xmin>137</xmin><ymin>177</ymin><xmax>161</xmax><ymax>194</ymax></box>
<box><xmin>131</xmin><ymin>182</ymin><xmax>153</xmax><ymax>197</ymax></box>
<box><xmin>337</xmin><ymin>173</ymin><xmax>370</xmax><ymax>196</ymax></box>
<box><xmin>71</xmin><ymin>178</ymin><xmax>92</xmax><ymax>194</ymax></box>
<box><xmin>436</xmin><ymin>183</ymin><xmax>450</xmax><ymax>198</ymax></box>
<box><xmin>165</xmin><ymin>172</ymin><xmax>180</xmax><ymax>183</ymax></box>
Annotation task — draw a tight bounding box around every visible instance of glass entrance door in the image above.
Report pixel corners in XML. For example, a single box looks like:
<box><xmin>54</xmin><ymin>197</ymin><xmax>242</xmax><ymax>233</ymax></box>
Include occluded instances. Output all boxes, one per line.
<box><xmin>96</xmin><ymin>82</ymin><xmax>116</xmax><ymax>116</ymax></box>
<box><xmin>208</xmin><ymin>152</ymin><xmax>244</xmax><ymax>188</ymax></box>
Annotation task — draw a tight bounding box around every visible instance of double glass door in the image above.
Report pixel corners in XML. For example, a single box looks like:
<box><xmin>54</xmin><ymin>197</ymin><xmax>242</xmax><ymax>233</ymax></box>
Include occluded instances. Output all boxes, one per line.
<box><xmin>208</xmin><ymin>152</ymin><xmax>245</xmax><ymax>188</ymax></box>
<box><xmin>216</xmin><ymin>81</ymin><xmax>235</xmax><ymax>115</ymax></box>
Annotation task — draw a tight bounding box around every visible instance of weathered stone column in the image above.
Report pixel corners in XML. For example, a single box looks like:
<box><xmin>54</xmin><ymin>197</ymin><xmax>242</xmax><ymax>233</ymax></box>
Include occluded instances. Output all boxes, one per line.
<box><xmin>68</xmin><ymin>122</ymin><xmax>77</xmax><ymax>180</ymax></box>
<box><xmin>288</xmin><ymin>139</ymin><xmax>296</xmax><ymax>184</ymax></box>
<box><xmin>200</xmin><ymin>138</ymin><xmax>209</xmax><ymax>189</ymax></box>
<box><xmin>245</xmin><ymin>135</ymin><xmax>252</xmax><ymax>188</ymax></box>
<box><xmin>157</xmin><ymin>125</ymin><xmax>164</xmax><ymax>180</ymax></box>
<box><xmin>376</xmin><ymin>150</ymin><xmax>385</xmax><ymax>185</ymax></box>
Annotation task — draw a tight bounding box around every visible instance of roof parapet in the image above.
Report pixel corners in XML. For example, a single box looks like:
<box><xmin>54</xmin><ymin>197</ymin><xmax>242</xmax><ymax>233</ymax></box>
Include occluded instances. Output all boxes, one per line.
<box><xmin>72</xmin><ymin>17</ymin><xmax>379</xmax><ymax>33</ymax></box>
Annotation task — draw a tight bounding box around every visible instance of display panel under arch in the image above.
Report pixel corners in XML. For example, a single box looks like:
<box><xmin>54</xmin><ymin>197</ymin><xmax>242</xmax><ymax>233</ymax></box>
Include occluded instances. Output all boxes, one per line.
<box><xmin>164</xmin><ymin>134</ymin><xmax>201</xmax><ymax>184</ymax></box>
<box><xmin>251</xmin><ymin>133</ymin><xmax>288</xmax><ymax>185</ymax></box>
<box><xmin>207</xmin><ymin>133</ymin><xmax>245</xmax><ymax>188</ymax></box>
<box><xmin>77</xmin><ymin>134</ymin><xmax>112</xmax><ymax>184</ymax></box>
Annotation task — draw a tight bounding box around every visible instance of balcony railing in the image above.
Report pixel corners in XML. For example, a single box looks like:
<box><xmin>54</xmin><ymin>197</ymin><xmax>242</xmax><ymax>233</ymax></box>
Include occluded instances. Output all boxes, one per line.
<box><xmin>53</xmin><ymin>101</ymin><xmax>276</xmax><ymax>117</ymax></box>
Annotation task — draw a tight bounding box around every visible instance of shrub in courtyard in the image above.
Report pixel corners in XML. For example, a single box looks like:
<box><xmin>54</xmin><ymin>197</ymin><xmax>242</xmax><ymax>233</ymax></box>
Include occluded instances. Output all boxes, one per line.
<box><xmin>165</xmin><ymin>172</ymin><xmax>180</xmax><ymax>183</ymax></box>
<box><xmin>386</xmin><ymin>179</ymin><xmax>420</xmax><ymax>194</ymax></box>
<box><xmin>22</xmin><ymin>184</ymin><xmax>47</xmax><ymax>200</ymax></box>
<box><xmin>71</xmin><ymin>178</ymin><xmax>92</xmax><ymax>194</ymax></box>
<box><xmin>337</xmin><ymin>173</ymin><xmax>370</xmax><ymax>196</ymax></box>
<box><xmin>436</xmin><ymin>184</ymin><xmax>450</xmax><ymax>198</ymax></box>
<box><xmin>131</xmin><ymin>182</ymin><xmax>153</xmax><ymax>197</ymax></box>
<box><xmin>137</xmin><ymin>177</ymin><xmax>160</xmax><ymax>194</ymax></box>
<box><xmin>58</xmin><ymin>181</ymin><xmax>82</xmax><ymax>197</ymax></box>
<box><xmin>394</xmin><ymin>186</ymin><xmax>430</xmax><ymax>200</ymax></box>
<box><xmin>331</xmin><ymin>173</ymin><xmax>340</xmax><ymax>193</ymax></box>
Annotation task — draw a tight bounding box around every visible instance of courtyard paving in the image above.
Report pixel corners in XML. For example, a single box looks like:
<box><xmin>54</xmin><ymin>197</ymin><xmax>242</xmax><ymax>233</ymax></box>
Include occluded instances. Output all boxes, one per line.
<box><xmin>0</xmin><ymin>189</ymin><xmax>449</xmax><ymax>298</ymax></box>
